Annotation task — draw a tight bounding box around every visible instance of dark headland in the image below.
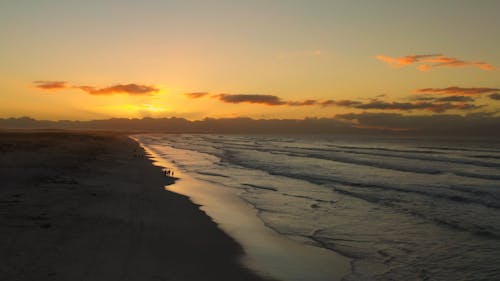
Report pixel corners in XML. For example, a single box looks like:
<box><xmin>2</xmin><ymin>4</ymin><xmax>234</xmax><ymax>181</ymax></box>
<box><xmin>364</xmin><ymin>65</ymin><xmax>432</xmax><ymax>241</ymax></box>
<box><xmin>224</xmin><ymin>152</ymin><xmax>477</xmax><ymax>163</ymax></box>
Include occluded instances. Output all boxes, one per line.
<box><xmin>0</xmin><ymin>131</ymin><xmax>272</xmax><ymax>281</ymax></box>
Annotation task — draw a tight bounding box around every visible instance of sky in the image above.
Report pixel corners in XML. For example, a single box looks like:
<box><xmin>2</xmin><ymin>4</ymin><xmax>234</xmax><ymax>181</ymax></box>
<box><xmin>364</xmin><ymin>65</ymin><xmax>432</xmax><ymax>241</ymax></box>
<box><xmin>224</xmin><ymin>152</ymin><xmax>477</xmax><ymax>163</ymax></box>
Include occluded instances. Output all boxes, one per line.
<box><xmin>1</xmin><ymin>0</ymin><xmax>499</xmax><ymax>121</ymax></box>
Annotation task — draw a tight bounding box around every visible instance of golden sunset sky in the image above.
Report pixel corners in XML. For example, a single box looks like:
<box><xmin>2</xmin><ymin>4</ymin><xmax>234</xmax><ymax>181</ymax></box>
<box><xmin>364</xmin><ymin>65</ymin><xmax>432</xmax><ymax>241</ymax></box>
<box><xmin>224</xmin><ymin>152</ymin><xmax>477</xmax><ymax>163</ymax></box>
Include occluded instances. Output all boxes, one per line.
<box><xmin>1</xmin><ymin>0</ymin><xmax>499</xmax><ymax>120</ymax></box>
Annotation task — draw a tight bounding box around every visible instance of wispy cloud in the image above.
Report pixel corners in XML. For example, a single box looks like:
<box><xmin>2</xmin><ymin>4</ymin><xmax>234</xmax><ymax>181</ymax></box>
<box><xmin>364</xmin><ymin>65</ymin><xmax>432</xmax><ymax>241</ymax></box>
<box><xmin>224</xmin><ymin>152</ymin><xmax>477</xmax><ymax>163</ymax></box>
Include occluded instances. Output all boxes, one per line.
<box><xmin>416</xmin><ymin>86</ymin><xmax>500</xmax><ymax>96</ymax></box>
<box><xmin>413</xmin><ymin>95</ymin><xmax>475</xmax><ymax>102</ymax></box>
<box><xmin>34</xmin><ymin>81</ymin><xmax>68</xmax><ymax>90</ymax></box>
<box><xmin>319</xmin><ymin>100</ymin><xmax>362</xmax><ymax>107</ymax></box>
<box><xmin>34</xmin><ymin>81</ymin><xmax>158</xmax><ymax>96</ymax></box>
<box><xmin>418</xmin><ymin>56</ymin><xmax>495</xmax><ymax>71</ymax></box>
<box><xmin>215</xmin><ymin>94</ymin><xmax>286</xmax><ymax>105</ymax></box>
<box><xmin>375</xmin><ymin>54</ymin><xmax>440</xmax><ymax>67</ymax></box>
<box><xmin>434</xmin><ymin>96</ymin><xmax>476</xmax><ymax>102</ymax></box>
<box><xmin>185</xmin><ymin>92</ymin><xmax>210</xmax><ymax>99</ymax></box>
<box><xmin>76</xmin><ymin>84</ymin><xmax>158</xmax><ymax>95</ymax></box>
<box><xmin>376</xmin><ymin>54</ymin><xmax>495</xmax><ymax>71</ymax></box>
<box><xmin>489</xmin><ymin>93</ymin><xmax>500</xmax><ymax>100</ymax></box>
<box><xmin>287</xmin><ymin>99</ymin><xmax>318</xmax><ymax>106</ymax></box>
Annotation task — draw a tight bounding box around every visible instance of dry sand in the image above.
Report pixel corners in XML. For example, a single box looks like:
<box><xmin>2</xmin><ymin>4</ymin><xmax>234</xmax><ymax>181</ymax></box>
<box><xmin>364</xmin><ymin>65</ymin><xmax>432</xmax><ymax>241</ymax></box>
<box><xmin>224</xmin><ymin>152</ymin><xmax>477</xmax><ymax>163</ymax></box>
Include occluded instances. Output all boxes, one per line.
<box><xmin>0</xmin><ymin>131</ymin><xmax>271</xmax><ymax>281</ymax></box>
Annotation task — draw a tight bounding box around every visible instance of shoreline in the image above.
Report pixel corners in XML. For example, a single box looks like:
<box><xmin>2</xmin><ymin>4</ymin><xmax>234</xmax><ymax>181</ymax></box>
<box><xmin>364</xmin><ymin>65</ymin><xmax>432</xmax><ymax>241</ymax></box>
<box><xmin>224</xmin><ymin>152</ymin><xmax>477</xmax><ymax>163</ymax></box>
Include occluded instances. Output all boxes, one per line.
<box><xmin>0</xmin><ymin>131</ymin><xmax>271</xmax><ymax>281</ymax></box>
<box><xmin>135</xmin><ymin>134</ymin><xmax>352</xmax><ymax>281</ymax></box>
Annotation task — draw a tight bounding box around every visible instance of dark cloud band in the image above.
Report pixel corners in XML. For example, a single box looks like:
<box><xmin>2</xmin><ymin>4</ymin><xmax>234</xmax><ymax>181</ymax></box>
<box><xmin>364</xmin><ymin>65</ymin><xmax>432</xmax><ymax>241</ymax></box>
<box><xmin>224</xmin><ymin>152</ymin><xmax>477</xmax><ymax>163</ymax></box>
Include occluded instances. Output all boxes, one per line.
<box><xmin>186</xmin><ymin>91</ymin><xmax>484</xmax><ymax>113</ymax></box>
<box><xmin>34</xmin><ymin>81</ymin><xmax>158</xmax><ymax>95</ymax></box>
<box><xmin>417</xmin><ymin>87</ymin><xmax>500</xmax><ymax>96</ymax></box>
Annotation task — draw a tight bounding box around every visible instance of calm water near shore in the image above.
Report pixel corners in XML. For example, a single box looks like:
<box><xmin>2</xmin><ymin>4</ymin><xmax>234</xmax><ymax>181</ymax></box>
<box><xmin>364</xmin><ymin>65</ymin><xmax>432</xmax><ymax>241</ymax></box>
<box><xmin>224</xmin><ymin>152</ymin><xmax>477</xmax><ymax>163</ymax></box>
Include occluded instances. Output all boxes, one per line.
<box><xmin>135</xmin><ymin>134</ymin><xmax>500</xmax><ymax>281</ymax></box>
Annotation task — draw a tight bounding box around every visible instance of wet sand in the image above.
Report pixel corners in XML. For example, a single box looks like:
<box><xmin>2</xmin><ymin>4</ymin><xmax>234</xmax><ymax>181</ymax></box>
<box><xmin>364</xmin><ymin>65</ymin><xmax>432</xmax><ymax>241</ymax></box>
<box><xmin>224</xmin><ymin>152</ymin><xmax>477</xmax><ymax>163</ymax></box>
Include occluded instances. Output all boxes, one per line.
<box><xmin>0</xmin><ymin>131</ymin><xmax>271</xmax><ymax>281</ymax></box>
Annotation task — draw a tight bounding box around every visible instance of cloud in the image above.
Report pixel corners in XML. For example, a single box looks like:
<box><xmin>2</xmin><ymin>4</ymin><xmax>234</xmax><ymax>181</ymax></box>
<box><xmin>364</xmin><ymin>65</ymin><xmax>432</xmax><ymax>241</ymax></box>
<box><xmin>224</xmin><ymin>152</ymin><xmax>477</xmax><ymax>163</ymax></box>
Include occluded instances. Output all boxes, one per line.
<box><xmin>34</xmin><ymin>81</ymin><xmax>158</xmax><ymax>96</ymax></box>
<box><xmin>420</xmin><ymin>56</ymin><xmax>495</xmax><ymax>71</ymax></box>
<box><xmin>489</xmin><ymin>93</ymin><xmax>500</xmax><ymax>100</ymax></box>
<box><xmin>192</xmin><ymin>92</ymin><xmax>321</xmax><ymax>106</ymax></box>
<box><xmin>435</xmin><ymin>96</ymin><xmax>475</xmax><ymax>102</ymax></box>
<box><xmin>77</xmin><ymin>84</ymin><xmax>158</xmax><ymax>95</ymax></box>
<box><xmin>416</xmin><ymin>87</ymin><xmax>500</xmax><ymax>96</ymax></box>
<box><xmin>185</xmin><ymin>92</ymin><xmax>210</xmax><ymax>98</ymax></box>
<box><xmin>317</xmin><ymin>98</ymin><xmax>481</xmax><ymax>113</ymax></box>
<box><xmin>453</xmin><ymin>103</ymin><xmax>485</xmax><ymax>111</ymax></box>
<box><xmin>319</xmin><ymin>99</ymin><xmax>362</xmax><ymax>107</ymax></box>
<box><xmin>375</xmin><ymin>54</ymin><xmax>441</xmax><ymax>67</ymax></box>
<box><xmin>473</xmin><ymin>62</ymin><xmax>496</xmax><ymax>70</ymax></box>
<box><xmin>215</xmin><ymin>94</ymin><xmax>286</xmax><ymax>105</ymax></box>
<box><xmin>413</xmin><ymin>95</ymin><xmax>475</xmax><ymax>102</ymax></box>
<box><xmin>190</xmin><ymin>91</ymin><xmax>483</xmax><ymax>113</ymax></box>
<box><xmin>376</xmin><ymin>54</ymin><xmax>495</xmax><ymax>71</ymax></box>
<box><xmin>214</xmin><ymin>95</ymin><xmax>363</xmax><ymax>107</ymax></box>
<box><xmin>352</xmin><ymin>100</ymin><xmax>481</xmax><ymax>113</ymax></box>
<box><xmin>34</xmin><ymin>81</ymin><xmax>68</xmax><ymax>90</ymax></box>
<box><xmin>287</xmin><ymin>99</ymin><xmax>318</xmax><ymax>106</ymax></box>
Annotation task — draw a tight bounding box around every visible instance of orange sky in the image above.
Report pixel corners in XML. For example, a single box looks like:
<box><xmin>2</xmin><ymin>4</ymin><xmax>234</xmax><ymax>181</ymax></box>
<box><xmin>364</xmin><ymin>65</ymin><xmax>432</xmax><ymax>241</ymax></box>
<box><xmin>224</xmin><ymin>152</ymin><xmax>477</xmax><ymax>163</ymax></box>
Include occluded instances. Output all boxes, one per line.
<box><xmin>1</xmin><ymin>1</ymin><xmax>499</xmax><ymax>121</ymax></box>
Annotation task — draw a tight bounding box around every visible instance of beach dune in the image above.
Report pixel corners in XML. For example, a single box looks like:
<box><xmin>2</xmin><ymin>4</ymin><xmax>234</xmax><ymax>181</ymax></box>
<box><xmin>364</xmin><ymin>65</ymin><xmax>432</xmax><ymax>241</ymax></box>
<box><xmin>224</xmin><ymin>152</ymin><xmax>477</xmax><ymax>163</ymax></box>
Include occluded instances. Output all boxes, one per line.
<box><xmin>0</xmin><ymin>131</ymin><xmax>270</xmax><ymax>281</ymax></box>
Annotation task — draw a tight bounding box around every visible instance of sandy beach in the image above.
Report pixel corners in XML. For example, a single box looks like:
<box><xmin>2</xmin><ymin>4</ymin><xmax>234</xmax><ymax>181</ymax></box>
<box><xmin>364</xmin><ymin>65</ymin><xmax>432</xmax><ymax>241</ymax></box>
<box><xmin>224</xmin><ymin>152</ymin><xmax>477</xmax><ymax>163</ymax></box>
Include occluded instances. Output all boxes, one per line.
<box><xmin>0</xmin><ymin>131</ymin><xmax>271</xmax><ymax>281</ymax></box>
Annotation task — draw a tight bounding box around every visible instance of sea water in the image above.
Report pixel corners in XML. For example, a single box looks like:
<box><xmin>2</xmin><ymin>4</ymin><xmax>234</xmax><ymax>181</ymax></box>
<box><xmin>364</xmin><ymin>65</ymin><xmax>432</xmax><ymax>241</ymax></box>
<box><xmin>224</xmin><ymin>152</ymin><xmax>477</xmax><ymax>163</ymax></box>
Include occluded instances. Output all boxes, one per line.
<box><xmin>135</xmin><ymin>134</ymin><xmax>500</xmax><ymax>281</ymax></box>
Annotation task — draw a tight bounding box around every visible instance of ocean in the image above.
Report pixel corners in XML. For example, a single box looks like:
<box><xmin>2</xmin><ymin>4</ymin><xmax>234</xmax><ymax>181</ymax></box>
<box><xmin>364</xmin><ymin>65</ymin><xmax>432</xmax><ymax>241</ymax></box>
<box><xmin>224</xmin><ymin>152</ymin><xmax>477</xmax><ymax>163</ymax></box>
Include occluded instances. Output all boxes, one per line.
<box><xmin>135</xmin><ymin>134</ymin><xmax>500</xmax><ymax>281</ymax></box>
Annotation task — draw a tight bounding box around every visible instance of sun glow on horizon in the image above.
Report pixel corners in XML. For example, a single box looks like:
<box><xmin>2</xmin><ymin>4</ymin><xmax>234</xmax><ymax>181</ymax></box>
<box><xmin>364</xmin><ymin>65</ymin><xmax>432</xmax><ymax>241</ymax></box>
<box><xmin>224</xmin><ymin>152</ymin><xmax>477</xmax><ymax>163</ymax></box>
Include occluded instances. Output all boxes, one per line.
<box><xmin>0</xmin><ymin>1</ymin><xmax>499</xmax><ymax>123</ymax></box>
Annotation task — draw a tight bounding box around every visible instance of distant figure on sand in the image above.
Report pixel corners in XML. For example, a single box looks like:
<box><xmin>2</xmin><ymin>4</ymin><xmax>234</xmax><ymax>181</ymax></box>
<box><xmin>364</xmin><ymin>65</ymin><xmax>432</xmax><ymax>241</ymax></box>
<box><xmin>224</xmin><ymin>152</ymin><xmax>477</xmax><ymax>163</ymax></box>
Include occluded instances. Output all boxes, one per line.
<box><xmin>162</xmin><ymin>168</ymin><xmax>174</xmax><ymax>177</ymax></box>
